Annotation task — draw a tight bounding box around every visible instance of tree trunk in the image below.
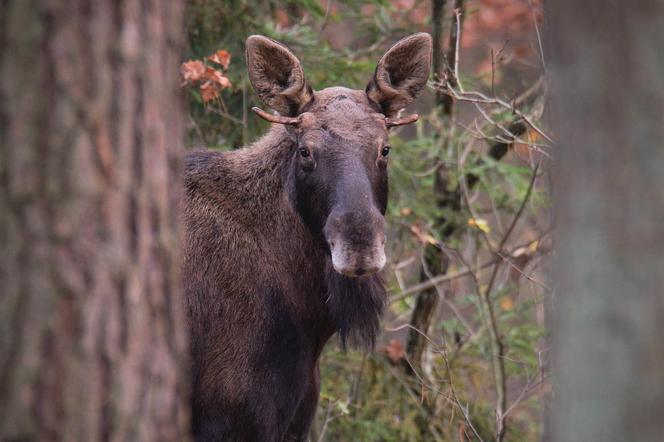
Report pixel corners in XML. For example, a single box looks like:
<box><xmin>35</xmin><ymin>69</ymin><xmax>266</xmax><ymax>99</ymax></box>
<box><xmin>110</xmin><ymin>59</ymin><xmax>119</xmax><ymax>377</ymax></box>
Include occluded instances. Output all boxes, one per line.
<box><xmin>549</xmin><ymin>1</ymin><xmax>664</xmax><ymax>441</ymax></box>
<box><xmin>0</xmin><ymin>1</ymin><xmax>188</xmax><ymax>440</ymax></box>
<box><xmin>404</xmin><ymin>0</ymin><xmax>451</xmax><ymax>379</ymax></box>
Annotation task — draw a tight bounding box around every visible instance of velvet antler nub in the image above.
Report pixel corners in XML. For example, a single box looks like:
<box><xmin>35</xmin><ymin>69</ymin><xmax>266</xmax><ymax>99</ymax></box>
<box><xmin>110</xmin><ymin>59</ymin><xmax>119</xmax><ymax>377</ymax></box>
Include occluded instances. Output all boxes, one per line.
<box><xmin>385</xmin><ymin>114</ymin><xmax>419</xmax><ymax>128</ymax></box>
<box><xmin>252</xmin><ymin>107</ymin><xmax>302</xmax><ymax>125</ymax></box>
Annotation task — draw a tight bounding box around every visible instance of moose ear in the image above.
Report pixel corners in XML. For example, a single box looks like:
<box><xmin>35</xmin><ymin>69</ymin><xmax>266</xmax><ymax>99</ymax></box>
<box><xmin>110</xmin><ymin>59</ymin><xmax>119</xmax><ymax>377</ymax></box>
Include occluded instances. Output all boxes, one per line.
<box><xmin>246</xmin><ymin>35</ymin><xmax>313</xmax><ymax>116</ymax></box>
<box><xmin>366</xmin><ymin>33</ymin><xmax>432</xmax><ymax>117</ymax></box>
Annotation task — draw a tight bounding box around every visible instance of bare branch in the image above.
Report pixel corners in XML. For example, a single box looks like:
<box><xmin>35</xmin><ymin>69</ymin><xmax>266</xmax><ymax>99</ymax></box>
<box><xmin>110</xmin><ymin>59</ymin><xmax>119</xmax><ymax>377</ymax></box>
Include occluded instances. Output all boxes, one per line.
<box><xmin>439</xmin><ymin>345</ymin><xmax>485</xmax><ymax>442</ymax></box>
<box><xmin>451</xmin><ymin>6</ymin><xmax>463</xmax><ymax>91</ymax></box>
<box><xmin>391</xmin><ymin>259</ymin><xmax>494</xmax><ymax>303</ymax></box>
<box><xmin>497</xmin><ymin>251</ymin><xmax>551</xmax><ymax>291</ymax></box>
<box><xmin>435</xmin><ymin>84</ymin><xmax>553</xmax><ymax>143</ymax></box>
<box><xmin>207</xmin><ymin>106</ymin><xmax>244</xmax><ymax>125</ymax></box>
<box><xmin>484</xmin><ymin>163</ymin><xmax>540</xmax><ymax>440</ymax></box>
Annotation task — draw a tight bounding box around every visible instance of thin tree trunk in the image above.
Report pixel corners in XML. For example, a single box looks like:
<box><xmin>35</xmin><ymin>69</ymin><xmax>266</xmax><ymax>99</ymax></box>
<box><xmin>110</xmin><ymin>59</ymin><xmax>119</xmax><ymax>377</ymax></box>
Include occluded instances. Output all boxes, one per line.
<box><xmin>549</xmin><ymin>1</ymin><xmax>664</xmax><ymax>441</ymax></box>
<box><xmin>405</xmin><ymin>0</ymin><xmax>465</xmax><ymax>378</ymax></box>
<box><xmin>0</xmin><ymin>1</ymin><xmax>188</xmax><ymax>440</ymax></box>
<box><xmin>404</xmin><ymin>0</ymin><xmax>449</xmax><ymax>379</ymax></box>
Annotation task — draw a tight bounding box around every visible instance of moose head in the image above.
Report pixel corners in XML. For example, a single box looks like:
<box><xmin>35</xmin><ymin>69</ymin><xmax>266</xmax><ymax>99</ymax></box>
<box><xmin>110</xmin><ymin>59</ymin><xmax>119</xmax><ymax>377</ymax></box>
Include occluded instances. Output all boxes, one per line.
<box><xmin>246</xmin><ymin>34</ymin><xmax>432</xmax><ymax>278</ymax></box>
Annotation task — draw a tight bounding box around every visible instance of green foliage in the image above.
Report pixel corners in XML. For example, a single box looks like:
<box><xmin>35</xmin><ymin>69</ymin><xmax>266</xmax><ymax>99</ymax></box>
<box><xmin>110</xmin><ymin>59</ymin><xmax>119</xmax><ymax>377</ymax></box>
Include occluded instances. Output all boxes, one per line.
<box><xmin>184</xmin><ymin>0</ymin><xmax>394</xmax><ymax>148</ymax></box>
<box><xmin>318</xmin><ymin>350</ymin><xmax>429</xmax><ymax>442</ymax></box>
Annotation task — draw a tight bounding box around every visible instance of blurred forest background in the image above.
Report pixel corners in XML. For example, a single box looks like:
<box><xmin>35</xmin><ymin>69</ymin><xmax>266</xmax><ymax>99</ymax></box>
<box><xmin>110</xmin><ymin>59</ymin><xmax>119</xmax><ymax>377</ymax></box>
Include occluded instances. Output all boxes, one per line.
<box><xmin>182</xmin><ymin>0</ymin><xmax>550</xmax><ymax>440</ymax></box>
<box><xmin>4</xmin><ymin>0</ymin><xmax>664</xmax><ymax>441</ymax></box>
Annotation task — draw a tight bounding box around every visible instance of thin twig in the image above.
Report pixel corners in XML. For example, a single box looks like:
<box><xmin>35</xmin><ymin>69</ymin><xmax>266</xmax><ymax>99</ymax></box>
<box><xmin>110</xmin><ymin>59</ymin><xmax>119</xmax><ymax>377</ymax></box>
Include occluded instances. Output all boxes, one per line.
<box><xmin>207</xmin><ymin>106</ymin><xmax>244</xmax><ymax>125</ymax></box>
<box><xmin>484</xmin><ymin>162</ymin><xmax>540</xmax><ymax>440</ymax></box>
<box><xmin>318</xmin><ymin>0</ymin><xmax>332</xmax><ymax>39</ymax></box>
<box><xmin>497</xmin><ymin>252</ymin><xmax>551</xmax><ymax>291</ymax></box>
<box><xmin>316</xmin><ymin>399</ymin><xmax>335</xmax><ymax>442</ymax></box>
<box><xmin>390</xmin><ymin>235</ymin><xmax>546</xmax><ymax>302</ymax></box>
<box><xmin>387</xmin><ymin>324</ymin><xmax>483</xmax><ymax>441</ymax></box>
<box><xmin>498</xmin><ymin>163</ymin><xmax>540</xmax><ymax>256</ymax></box>
<box><xmin>389</xmin><ymin>261</ymin><xmax>491</xmax><ymax>302</ymax></box>
<box><xmin>440</xmin><ymin>345</ymin><xmax>485</xmax><ymax>442</ymax></box>
<box><xmin>528</xmin><ymin>0</ymin><xmax>546</xmax><ymax>71</ymax></box>
<box><xmin>440</xmin><ymin>85</ymin><xmax>552</xmax><ymax>143</ymax></box>
<box><xmin>380</xmin><ymin>358</ymin><xmax>446</xmax><ymax>441</ymax></box>
<box><xmin>458</xmin><ymin>142</ymin><xmax>496</xmax><ymax>253</ymax></box>
<box><xmin>503</xmin><ymin>376</ymin><xmax>546</xmax><ymax>419</ymax></box>
<box><xmin>452</xmin><ymin>7</ymin><xmax>463</xmax><ymax>91</ymax></box>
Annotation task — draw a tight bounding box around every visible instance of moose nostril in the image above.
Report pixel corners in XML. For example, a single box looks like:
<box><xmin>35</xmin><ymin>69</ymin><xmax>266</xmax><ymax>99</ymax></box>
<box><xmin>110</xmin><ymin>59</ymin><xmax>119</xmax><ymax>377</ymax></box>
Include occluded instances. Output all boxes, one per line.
<box><xmin>355</xmin><ymin>268</ymin><xmax>366</xmax><ymax>276</ymax></box>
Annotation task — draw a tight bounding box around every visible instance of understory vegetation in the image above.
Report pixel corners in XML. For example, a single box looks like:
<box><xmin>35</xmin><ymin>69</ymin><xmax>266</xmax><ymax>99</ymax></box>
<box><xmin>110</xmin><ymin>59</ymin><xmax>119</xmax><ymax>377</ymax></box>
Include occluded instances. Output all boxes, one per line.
<box><xmin>183</xmin><ymin>1</ymin><xmax>550</xmax><ymax>440</ymax></box>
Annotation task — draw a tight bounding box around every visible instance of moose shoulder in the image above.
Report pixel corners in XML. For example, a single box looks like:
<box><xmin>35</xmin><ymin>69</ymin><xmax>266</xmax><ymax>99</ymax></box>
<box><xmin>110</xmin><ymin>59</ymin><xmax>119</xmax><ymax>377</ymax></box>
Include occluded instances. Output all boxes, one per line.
<box><xmin>183</xmin><ymin>33</ymin><xmax>432</xmax><ymax>441</ymax></box>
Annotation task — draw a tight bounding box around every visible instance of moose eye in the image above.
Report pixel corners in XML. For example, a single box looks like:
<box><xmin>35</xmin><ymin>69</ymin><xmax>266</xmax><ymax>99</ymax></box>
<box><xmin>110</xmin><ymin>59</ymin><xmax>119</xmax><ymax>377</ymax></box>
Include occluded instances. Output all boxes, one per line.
<box><xmin>298</xmin><ymin>147</ymin><xmax>310</xmax><ymax>158</ymax></box>
<box><xmin>381</xmin><ymin>145</ymin><xmax>391</xmax><ymax>157</ymax></box>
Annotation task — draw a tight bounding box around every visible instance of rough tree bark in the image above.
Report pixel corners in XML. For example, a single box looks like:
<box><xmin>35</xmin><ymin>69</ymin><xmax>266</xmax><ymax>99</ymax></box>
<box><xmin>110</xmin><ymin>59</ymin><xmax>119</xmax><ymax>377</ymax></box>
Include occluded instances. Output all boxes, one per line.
<box><xmin>0</xmin><ymin>1</ymin><xmax>188</xmax><ymax>440</ymax></box>
<box><xmin>549</xmin><ymin>1</ymin><xmax>664</xmax><ymax>441</ymax></box>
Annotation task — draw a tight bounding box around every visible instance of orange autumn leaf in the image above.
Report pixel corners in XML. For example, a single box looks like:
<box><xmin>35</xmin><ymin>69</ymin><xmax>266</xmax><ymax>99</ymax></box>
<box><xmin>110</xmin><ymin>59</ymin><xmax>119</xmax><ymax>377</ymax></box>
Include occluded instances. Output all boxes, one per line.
<box><xmin>204</xmin><ymin>66</ymin><xmax>231</xmax><ymax>89</ymax></box>
<box><xmin>218</xmin><ymin>75</ymin><xmax>231</xmax><ymax>89</ymax></box>
<box><xmin>199</xmin><ymin>81</ymin><xmax>219</xmax><ymax>103</ymax></box>
<box><xmin>181</xmin><ymin>60</ymin><xmax>206</xmax><ymax>83</ymax></box>
<box><xmin>207</xmin><ymin>49</ymin><xmax>231</xmax><ymax>69</ymax></box>
<box><xmin>181</xmin><ymin>48</ymin><xmax>232</xmax><ymax>103</ymax></box>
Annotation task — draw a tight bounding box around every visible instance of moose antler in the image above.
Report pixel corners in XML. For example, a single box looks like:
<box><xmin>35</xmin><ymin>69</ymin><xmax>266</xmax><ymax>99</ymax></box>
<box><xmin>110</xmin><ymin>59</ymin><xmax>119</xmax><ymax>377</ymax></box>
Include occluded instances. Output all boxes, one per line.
<box><xmin>252</xmin><ymin>107</ymin><xmax>301</xmax><ymax>125</ymax></box>
<box><xmin>385</xmin><ymin>114</ymin><xmax>419</xmax><ymax>128</ymax></box>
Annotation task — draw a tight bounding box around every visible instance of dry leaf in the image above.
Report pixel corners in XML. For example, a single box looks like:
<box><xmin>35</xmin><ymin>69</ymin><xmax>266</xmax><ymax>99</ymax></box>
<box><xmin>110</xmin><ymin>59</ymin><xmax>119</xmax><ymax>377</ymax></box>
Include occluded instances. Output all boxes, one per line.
<box><xmin>468</xmin><ymin>217</ymin><xmax>491</xmax><ymax>233</ymax></box>
<box><xmin>204</xmin><ymin>66</ymin><xmax>231</xmax><ymax>89</ymax></box>
<box><xmin>199</xmin><ymin>81</ymin><xmax>219</xmax><ymax>103</ymax></box>
<box><xmin>512</xmin><ymin>239</ymin><xmax>539</xmax><ymax>258</ymax></box>
<box><xmin>181</xmin><ymin>60</ymin><xmax>206</xmax><ymax>83</ymax></box>
<box><xmin>528</xmin><ymin>239</ymin><xmax>539</xmax><ymax>253</ymax></box>
<box><xmin>207</xmin><ymin>49</ymin><xmax>231</xmax><ymax>69</ymax></box>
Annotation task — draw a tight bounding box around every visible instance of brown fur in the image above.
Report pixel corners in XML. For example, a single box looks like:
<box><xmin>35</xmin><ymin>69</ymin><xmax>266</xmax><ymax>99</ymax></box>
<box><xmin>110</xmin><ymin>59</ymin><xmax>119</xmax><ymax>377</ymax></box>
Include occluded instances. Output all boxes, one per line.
<box><xmin>183</xmin><ymin>34</ymin><xmax>432</xmax><ymax>441</ymax></box>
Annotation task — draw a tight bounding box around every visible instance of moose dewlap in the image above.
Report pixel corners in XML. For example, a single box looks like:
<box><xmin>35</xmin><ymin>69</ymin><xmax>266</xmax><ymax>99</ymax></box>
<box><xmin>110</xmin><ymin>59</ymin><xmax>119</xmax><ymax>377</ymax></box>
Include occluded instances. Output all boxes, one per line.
<box><xmin>183</xmin><ymin>33</ymin><xmax>432</xmax><ymax>441</ymax></box>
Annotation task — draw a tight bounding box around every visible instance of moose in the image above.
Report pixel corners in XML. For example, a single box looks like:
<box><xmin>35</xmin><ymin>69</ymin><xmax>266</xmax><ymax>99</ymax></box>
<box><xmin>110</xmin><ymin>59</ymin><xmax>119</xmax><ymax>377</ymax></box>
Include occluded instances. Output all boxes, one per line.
<box><xmin>183</xmin><ymin>33</ymin><xmax>432</xmax><ymax>441</ymax></box>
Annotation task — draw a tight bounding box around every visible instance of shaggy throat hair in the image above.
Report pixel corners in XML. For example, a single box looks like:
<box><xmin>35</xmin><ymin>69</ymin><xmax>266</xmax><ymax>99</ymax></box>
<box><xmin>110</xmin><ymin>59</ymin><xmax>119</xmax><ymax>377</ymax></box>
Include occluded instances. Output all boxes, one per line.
<box><xmin>324</xmin><ymin>264</ymin><xmax>386</xmax><ymax>349</ymax></box>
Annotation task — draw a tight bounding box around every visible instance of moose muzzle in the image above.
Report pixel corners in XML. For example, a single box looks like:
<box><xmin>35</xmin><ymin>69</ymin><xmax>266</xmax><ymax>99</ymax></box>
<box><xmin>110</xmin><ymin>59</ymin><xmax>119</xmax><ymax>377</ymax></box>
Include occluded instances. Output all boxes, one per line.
<box><xmin>325</xmin><ymin>208</ymin><xmax>386</xmax><ymax>278</ymax></box>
